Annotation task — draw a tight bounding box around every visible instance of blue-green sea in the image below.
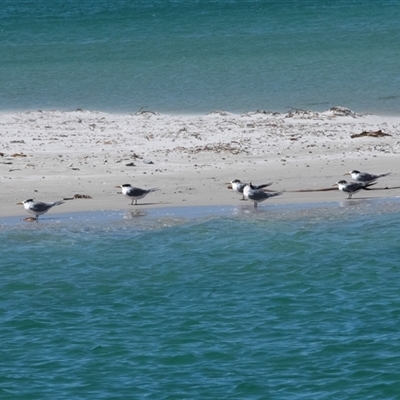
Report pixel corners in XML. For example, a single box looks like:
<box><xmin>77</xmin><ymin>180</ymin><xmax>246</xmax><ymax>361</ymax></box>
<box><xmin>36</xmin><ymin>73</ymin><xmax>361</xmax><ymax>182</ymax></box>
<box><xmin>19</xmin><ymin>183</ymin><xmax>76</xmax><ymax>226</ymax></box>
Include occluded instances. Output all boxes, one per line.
<box><xmin>1</xmin><ymin>202</ymin><xmax>400</xmax><ymax>399</ymax></box>
<box><xmin>1</xmin><ymin>0</ymin><xmax>400</xmax><ymax>114</ymax></box>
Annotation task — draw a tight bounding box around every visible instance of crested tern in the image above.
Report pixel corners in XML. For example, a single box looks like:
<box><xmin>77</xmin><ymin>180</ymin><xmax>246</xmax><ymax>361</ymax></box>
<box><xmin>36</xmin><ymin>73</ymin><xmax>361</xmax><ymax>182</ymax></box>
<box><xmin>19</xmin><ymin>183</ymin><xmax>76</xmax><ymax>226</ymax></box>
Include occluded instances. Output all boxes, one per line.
<box><xmin>344</xmin><ymin>170</ymin><xmax>391</xmax><ymax>183</ymax></box>
<box><xmin>334</xmin><ymin>180</ymin><xmax>376</xmax><ymax>199</ymax></box>
<box><xmin>243</xmin><ymin>184</ymin><xmax>283</xmax><ymax>208</ymax></box>
<box><xmin>17</xmin><ymin>199</ymin><xmax>65</xmax><ymax>220</ymax></box>
<box><xmin>229</xmin><ymin>179</ymin><xmax>273</xmax><ymax>200</ymax></box>
<box><xmin>116</xmin><ymin>184</ymin><xmax>159</xmax><ymax>205</ymax></box>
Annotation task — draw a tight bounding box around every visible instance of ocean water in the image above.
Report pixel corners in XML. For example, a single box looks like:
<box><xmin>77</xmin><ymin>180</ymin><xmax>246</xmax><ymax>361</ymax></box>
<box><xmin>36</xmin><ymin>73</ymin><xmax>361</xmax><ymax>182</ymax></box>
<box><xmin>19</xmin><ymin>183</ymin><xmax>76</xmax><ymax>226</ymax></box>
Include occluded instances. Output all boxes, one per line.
<box><xmin>1</xmin><ymin>202</ymin><xmax>400</xmax><ymax>399</ymax></box>
<box><xmin>1</xmin><ymin>0</ymin><xmax>400</xmax><ymax>115</ymax></box>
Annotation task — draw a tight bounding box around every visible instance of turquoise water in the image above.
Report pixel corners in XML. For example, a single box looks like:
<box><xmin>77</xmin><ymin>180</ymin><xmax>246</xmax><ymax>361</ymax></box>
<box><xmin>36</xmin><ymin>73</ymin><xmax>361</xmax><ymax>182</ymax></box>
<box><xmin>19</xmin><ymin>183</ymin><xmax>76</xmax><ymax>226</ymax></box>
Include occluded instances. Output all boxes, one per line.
<box><xmin>1</xmin><ymin>204</ymin><xmax>400</xmax><ymax>398</ymax></box>
<box><xmin>1</xmin><ymin>0</ymin><xmax>400</xmax><ymax>114</ymax></box>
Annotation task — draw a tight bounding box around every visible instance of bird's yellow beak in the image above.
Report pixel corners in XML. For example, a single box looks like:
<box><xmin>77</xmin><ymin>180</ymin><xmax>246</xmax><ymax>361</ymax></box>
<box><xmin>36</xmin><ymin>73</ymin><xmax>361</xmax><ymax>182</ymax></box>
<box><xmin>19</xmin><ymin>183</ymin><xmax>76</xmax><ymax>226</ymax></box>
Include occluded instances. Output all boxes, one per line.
<box><xmin>115</xmin><ymin>185</ymin><xmax>122</xmax><ymax>188</ymax></box>
<box><xmin>16</xmin><ymin>202</ymin><xmax>23</xmax><ymax>205</ymax></box>
<box><xmin>343</xmin><ymin>172</ymin><xmax>350</xmax><ymax>176</ymax></box>
<box><xmin>332</xmin><ymin>183</ymin><xmax>338</xmax><ymax>187</ymax></box>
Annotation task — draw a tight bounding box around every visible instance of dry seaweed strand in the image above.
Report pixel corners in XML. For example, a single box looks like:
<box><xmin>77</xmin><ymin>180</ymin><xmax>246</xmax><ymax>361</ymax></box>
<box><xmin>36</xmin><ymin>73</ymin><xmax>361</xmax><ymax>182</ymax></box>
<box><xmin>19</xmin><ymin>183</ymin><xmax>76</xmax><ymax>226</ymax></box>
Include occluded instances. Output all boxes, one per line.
<box><xmin>350</xmin><ymin>130</ymin><xmax>392</xmax><ymax>139</ymax></box>
<box><xmin>290</xmin><ymin>186</ymin><xmax>400</xmax><ymax>193</ymax></box>
<box><xmin>63</xmin><ymin>194</ymin><xmax>93</xmax><ymax>201</ymax></box>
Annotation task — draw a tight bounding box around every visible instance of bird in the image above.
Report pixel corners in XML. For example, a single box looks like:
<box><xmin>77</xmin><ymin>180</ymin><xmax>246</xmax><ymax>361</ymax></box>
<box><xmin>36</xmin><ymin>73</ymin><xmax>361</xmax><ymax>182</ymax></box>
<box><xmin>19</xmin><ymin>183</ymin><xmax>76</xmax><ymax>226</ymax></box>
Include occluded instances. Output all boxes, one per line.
<box><xmin>17</xmin><ymin>199</ymin><xmax>65</xmax><ymax>220</ymax></box>
<box><xmin>229</xmin><ymin>179</ymin><xmax>273</xmax><ymax>200</ymax></box>
<box><xmin>344</xmin><ymin>170</ymin><xmax>391</xmax><ymax>184</ymax></box>
<box><xmin>333</xmin><ymin>180</ymin><xmax>376</xmax><ymax>199</ymax></box>
<box><xmin>243</xmin><ymin>184</ymin><xmax>283</xmax><ymax>208</ymax></box>
<box><xmin>116</xmin><ymin>184</ymin><xmax>159</xmax><ymax>205</ymax></box>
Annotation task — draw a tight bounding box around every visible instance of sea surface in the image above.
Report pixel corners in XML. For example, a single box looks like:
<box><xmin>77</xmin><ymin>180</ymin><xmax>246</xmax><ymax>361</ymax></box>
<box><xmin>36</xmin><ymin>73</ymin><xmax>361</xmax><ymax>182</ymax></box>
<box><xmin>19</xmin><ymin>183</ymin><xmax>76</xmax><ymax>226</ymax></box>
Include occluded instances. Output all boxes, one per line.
<box><xmin>1</xmin><ymin>0</ymin><xmax>400</xmax><ymax>115</ymax></box>
<box><xmin>1</xmin><ymin>201</ymin><xmax>400</xmax><ymax>399</ymax></box>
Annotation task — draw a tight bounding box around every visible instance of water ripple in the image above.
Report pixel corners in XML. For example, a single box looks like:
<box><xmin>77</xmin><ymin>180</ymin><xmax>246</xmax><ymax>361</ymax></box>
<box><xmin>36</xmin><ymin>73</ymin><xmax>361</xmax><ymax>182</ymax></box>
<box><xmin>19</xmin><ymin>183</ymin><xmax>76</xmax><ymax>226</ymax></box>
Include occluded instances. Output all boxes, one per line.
<box><xmin>1</xmin><ymin>209</ymin><xmax>400</xmax><ymax>398</ymax></box>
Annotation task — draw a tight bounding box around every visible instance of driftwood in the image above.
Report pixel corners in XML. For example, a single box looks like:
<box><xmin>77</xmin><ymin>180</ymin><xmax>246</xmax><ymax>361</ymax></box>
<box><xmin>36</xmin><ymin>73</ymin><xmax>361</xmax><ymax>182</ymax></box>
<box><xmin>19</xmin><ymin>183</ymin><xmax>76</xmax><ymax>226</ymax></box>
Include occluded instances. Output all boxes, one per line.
<box><xmin>350</xmin><ymin>130</ymin><xmax>392</xmax><ymax>139</ymax></box>
<box><xmin>289</xmin><ymin>187</ymin><xmax>337</xmax><ymax>192</ymax></box>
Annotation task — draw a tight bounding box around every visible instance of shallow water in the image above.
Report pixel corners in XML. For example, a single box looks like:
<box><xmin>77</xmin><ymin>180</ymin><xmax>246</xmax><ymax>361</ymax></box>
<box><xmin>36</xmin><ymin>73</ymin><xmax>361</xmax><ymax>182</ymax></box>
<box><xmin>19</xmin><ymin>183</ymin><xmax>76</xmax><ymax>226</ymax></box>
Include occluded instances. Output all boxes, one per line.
<box><xmin>1</xmin><ymin>0</ymin><xmax>400</xmax><ymax>114</ymax></box>
<box><xmin>1</xmin><ymin>202</ymin><xmax>400</xmax><ymax>398</ymax></box>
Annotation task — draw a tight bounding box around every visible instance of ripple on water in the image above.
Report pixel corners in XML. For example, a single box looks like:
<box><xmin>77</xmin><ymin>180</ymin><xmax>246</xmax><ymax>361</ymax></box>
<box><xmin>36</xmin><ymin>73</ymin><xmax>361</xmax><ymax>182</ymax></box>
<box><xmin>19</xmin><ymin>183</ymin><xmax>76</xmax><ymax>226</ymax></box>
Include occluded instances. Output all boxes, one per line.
<box><xmin>1</xmin><ymin>203</ymin><xmax>400</xmax><ymax>398</ymax></box>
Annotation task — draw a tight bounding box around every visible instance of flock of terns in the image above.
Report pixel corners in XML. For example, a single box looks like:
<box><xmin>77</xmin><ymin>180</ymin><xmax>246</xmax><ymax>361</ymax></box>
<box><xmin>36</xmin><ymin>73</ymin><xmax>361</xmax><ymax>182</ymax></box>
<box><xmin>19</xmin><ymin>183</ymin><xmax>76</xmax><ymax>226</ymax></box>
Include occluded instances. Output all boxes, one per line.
<box><xmin>16</xmin><ymin>170</ymin><xmax>392</xmax><ymax>220</ymax></box>
<box><xmin>229</xmin><ymin>169</ymin><xmax>392</xmax><ymax>207</ymax></box>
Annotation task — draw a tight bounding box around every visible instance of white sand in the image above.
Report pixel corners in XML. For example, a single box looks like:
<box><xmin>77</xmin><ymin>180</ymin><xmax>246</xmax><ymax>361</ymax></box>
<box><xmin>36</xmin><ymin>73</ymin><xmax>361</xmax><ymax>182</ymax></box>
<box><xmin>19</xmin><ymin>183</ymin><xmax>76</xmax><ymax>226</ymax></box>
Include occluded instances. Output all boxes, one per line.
<box><xmin>1</xmin><ymin>107</ymin><xmax>399</xmax><ymax>218</ymax></box>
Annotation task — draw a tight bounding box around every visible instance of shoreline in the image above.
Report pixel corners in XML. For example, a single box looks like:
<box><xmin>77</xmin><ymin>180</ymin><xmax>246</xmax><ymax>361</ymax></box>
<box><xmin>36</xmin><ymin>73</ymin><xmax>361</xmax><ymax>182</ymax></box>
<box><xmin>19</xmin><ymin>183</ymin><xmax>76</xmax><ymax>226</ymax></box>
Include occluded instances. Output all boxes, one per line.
<box><xmin>2</xmin><ymin>197</ymin><xmax>400</xmax><ymax>228</ymax></box>
<box><xmin>1</xmin><ymin>107</ymin><xmax>399</xmax><ymax>219</ymax></box>
<box><xmin>2</xmin><ymin>107</ymin><xmax>400</xmax><ymax>118</ymax></box>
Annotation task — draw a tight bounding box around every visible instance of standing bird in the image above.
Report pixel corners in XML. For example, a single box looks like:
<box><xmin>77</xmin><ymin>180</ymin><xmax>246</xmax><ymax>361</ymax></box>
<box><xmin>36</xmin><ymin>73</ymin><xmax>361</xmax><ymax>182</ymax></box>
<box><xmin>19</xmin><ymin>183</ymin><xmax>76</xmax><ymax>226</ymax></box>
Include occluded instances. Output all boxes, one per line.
<box><xmin>17</xmin><ymin>199</ymin><xmax>65</xmax><ymax>220</ymax></box>
<box><xmin>243</xmin><ymin>184</ymin><xmax>283</xmax><ymax>208</ymax></box>
<box><xmin>116</xmin><ymin>184</ymin><xmax>159</xmax><ymax>205</ymax></box>
<box><xmin>333</xmin><ymin>180</ymin><xmax>376</xmax><ymax>199</ymax></box>
<box><xmin>229</xmin><ymin>179</ymin><xmax>273</xmax><ymax>200</ymax></box>
<box><xmin>344</xmin><ymin>170</ymin><xmax>391</xmax><ymax>184</ymax></box>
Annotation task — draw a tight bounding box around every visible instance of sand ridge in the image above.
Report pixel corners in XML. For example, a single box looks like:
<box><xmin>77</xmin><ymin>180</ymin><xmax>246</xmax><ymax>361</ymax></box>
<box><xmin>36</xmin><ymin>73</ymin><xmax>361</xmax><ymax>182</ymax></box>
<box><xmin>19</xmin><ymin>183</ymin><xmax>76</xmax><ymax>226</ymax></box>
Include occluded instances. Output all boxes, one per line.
<box><xmin>1</xmin><ymin>107</ymin><xmax>399</xmax><ymax>218</ymax></box>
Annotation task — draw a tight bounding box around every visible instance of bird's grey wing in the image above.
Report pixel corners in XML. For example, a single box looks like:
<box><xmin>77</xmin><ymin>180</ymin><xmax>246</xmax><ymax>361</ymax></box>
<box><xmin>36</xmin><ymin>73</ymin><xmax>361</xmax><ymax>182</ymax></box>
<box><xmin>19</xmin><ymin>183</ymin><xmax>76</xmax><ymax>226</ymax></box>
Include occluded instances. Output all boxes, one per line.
<box><xmin>31</xmin><ymin>202</ymin><xmax>52</xmax><ymax>212</ymax></box>
<box><xmin>248</xmin><ymin>189</ymin><xmax>268</xmax><ymax>201</ymax></box>
<box><xmin>363</xmin><ymin>181</ymin><xmax>377</xmax><ymax>189</ymax></box>
<box><xmin>358</xmin><ymin>172</ymin><xmax>377</xmax><ymax>182</ymax></box>
<box><xmin>266</xmin><ymin>191</ymin><xmax>283</xmax><ymax>198</ymax></box>
<box><xmin>128</xmin><ymin>187</ymin><xmax>148</xmax><ymax>196</ymax></box>
<box><xmin>346</xmin><ymin>182</ymin><xmax>364</xmax><ymax>191</ymax></box>
<box><xmin>249</xmin><ymin>190</ymin><xmax>283</xmax><ymax>201</ymax></box>
<box><xmin>255</xmin><ymin>182</ymin><xmax>273</xmax><ymax>189</ymax></box>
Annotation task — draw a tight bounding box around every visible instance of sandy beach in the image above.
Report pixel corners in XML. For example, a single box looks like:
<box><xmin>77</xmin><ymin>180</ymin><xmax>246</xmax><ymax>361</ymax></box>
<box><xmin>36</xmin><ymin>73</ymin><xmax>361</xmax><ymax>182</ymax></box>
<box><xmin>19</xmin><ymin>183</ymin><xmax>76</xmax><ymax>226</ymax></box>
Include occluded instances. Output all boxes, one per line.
<box><xmin>1</xmin><ymin>107</ymin><xmax>399</xmax><ymax>219</ymax></box>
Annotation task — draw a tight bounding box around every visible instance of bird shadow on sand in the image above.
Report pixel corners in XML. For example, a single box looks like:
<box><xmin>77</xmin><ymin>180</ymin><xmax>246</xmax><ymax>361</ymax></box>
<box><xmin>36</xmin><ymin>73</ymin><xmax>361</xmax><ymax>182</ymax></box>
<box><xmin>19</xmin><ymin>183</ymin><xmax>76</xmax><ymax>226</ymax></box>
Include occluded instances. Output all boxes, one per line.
<box><xmin>127</xmin><ymin>201</ymin><xmax>163</xmax><ymax>206</ymax></box>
